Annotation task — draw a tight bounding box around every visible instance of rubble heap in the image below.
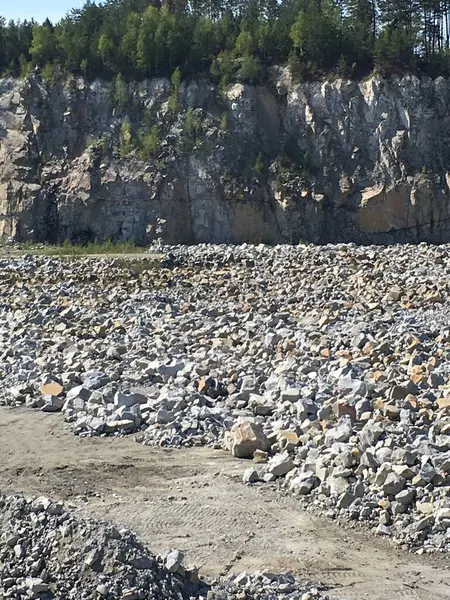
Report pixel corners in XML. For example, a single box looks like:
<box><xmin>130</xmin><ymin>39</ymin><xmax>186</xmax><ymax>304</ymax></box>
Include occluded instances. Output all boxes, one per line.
<box><xmin>2</xmin><ymin>244</ymin><xmax>450</xmax><ymax>553</ymax></box>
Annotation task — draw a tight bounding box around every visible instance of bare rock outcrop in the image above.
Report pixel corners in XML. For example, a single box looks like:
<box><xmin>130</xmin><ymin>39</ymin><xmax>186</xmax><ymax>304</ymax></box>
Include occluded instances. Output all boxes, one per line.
<box><xmin>1</xmin><ymin>71</ymin><xmax>450</xmax><ymax>244</ymax></box>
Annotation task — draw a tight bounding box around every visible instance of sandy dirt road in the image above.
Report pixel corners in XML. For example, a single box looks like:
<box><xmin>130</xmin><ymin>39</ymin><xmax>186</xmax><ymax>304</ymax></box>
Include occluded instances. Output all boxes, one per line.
<box><xmin>1</xmin><ymin>407</ymin><xmax>449</xmax><ymax>600</ymax></box>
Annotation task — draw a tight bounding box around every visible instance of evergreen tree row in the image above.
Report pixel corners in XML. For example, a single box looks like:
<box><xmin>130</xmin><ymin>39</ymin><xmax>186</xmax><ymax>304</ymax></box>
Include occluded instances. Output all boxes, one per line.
<box><xmin>2</xmin><ymin>0</ymin><xmax>450</xmax><ymax>84</ymax></box>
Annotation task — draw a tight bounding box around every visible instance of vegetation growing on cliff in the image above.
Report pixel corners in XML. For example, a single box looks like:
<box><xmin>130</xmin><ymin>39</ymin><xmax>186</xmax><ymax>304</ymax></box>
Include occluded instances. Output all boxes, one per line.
<box><xmin>1</xmin><ymin>0</ymin><xmax>450</xmax><ymax>82</ymax></box>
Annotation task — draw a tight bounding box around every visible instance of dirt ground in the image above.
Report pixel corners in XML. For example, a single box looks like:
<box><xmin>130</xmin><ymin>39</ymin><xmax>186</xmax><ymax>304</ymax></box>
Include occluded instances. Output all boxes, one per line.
<box><xmin>1</xmin><ymin>407</ymin><xmax>449</xmax><ymax>600</ymax></box>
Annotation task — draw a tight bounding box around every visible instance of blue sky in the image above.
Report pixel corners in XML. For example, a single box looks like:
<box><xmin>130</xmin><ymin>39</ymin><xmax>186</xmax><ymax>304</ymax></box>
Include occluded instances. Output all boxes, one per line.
<box><xmin>0</xmin><ymin>0</ymin><xmax>87</xmax><ymax>23</ymax></box>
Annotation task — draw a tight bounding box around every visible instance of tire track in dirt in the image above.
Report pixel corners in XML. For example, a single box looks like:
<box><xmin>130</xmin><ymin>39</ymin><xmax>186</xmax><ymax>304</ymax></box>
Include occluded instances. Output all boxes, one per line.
<box><xmin>1</xmin><ymin>407</ymin><xmax>450</xmax><ymax>600</ymax></box>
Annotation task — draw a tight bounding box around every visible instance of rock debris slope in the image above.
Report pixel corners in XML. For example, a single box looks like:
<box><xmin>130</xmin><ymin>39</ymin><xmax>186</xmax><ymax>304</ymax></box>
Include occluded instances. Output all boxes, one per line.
<box><xmin>2</xmin><ymin>244</ymin><xmax>450</xmax><ymax>557</ymax></box>
<box><xmin>2</xmin><ymin>72</ymin><xmax>450</xmax><ymax>244</ymax></box>
<box><xmin>0</xmin><ymin>493</ymin><xmax>330</xmax><ymax>599</ymax></box>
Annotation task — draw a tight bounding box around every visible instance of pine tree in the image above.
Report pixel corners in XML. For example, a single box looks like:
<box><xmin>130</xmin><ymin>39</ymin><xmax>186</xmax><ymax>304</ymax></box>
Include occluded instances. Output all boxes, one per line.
<box><xmin>3</xmin><ymin>0</ymin><xmax>450</xmax><ymax>83</ymax></box>
<box><xmin>30</xmin><ymin>19</ymin><xmax>58</xmax><ymax>67</ymax></box>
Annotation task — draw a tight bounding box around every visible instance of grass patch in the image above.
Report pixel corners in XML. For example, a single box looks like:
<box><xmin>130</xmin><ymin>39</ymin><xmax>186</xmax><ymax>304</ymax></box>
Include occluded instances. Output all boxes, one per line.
<box><xmin>17</xmin><ymin>240</ymin><xmax>148</xmax><ymax>257</ymax></box>
<box><xmin>113</xmin><ymin>257</ymin><xmax>161</xmax><ymax>273</ymax></box>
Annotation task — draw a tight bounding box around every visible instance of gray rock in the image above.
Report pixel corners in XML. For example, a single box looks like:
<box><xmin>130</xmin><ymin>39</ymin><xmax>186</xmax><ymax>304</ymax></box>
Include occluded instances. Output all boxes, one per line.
<box><xmin>0</xmin><ymin>492</ymin><xmax>205</xmax><ymax>599</ymax></box>
<box><xmin>337</xmin><ymin>379</ymin><xmax>367</xmax><ymax>397</ymax></box>
<box><xmin>159</xmin><ymin>362</ymin><xmax>185</xmax><ymax>382</ymax></box>
<box><xmin>41</xmin><ymin>395</ymin><xmax>65</xmax><ymax>412</ymax></box>
<box><xmin>359</xmin><ymin>421</ymin><xmax>384</xmax><ymax>448</ymax></box>
<box><xmin>25</xmin><ymin>578</ymin><xmax>49</xmax><ymax>596</ymax></box>
<box><xmin>96</xmin><ymin>584</ymin><xmax>110</xmax><ymax>596</ymax></box>
<box><xmin>360</xmin><ymin>450</ymin><xmax>378</xmax><ymax>468</ymax></box>
<box><xmin>2</xmin><ymin>241</ymin><xmax>450</xmax><ymax>554</ymax></box>
<box><xmin>267</xmin><ymin>453</ymin><xmax>295</xmax><ymax>477</ymax></box>
<box><xmin>325</xmin><ymin>418</ymin><xmax>353</xmax><ymax>446</ymax></box>
<box><xmin>83</xmin><ymin>371</ymin><xmax>109</xmax><ymax>390</ymax></box>
<box><xmin>395</xmin><ymin>488</ymin><xmax>415</xmax><ymax>505</ymax></box>
<box><xmin>328</xmin><ymin>476</ymin><xmax>350</xmax><ymax>496</ymax></box>
<box><xmin>114</xmin><ymin>391</ymin><xmax>148</xmax><ymax>408</ymax></box>
<box><xmin>67</xmin><ymin>386</ymin><xmax>92</xmax><ymax>401</ymax></box>
<box><xmin>289</xmin><ymin>474</ymin><xmax>317</xmax><ymax>495</ymax></box>
<box><xmin>413</xmin><ymin>516</ymin><xmax>434</xmax><ymax>532</ymax></box>
<box><xmin>382</xmin><ymin>473</ymin><xmax>406</xmax><ymax>496</ymax></box>
<box><xmin>243</xmin><ymin>467</ymin><xmax>259</xmax><ymax>484</ymax></box>
<box><xmin>336</xmin><ymin>491</ymin><xmax>356</xmax><ymax>509</ymax></box>
<box><xmin>376</xmin><ymin>524</ymin><xmax>392</xmax><ymax>536</ymax></box>
<box><xmin>165</xmin><ymin>549</ymin><xmax>184</xmax><ymax>573</ymax></box>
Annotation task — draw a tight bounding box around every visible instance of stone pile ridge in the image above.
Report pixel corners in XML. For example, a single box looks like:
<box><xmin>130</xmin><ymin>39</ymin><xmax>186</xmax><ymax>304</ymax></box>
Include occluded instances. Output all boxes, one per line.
<box><xmin>2</xmin><ymin>243</ymin><xmax>450</xmax><ymax>553</ymax></box>
<box><xmin>0</xmin><ymin>493</ymin><xmax>332</xmax><ymax>600</ymax></box>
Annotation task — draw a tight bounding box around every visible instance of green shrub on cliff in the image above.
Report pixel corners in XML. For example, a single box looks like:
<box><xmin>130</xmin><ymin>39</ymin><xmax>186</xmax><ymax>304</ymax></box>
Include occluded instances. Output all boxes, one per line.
<box><xmin>119</xmin><ymin>118</ymin><xmax>134</xmax><ymax>157</ymax></box>
<box><xmin>139</xmin><ymin>125</ymin><xmax>160</xmax><ymax>159</ymax></box>
<box><xmin>167</xmin><ymin>68</ymin><xmax>181</xmax><ymax>117</ymax></box>
<box><xmin>254</xmin><ymin>153</ymin><xmax>264</xmax><ymax>174</ymax></box>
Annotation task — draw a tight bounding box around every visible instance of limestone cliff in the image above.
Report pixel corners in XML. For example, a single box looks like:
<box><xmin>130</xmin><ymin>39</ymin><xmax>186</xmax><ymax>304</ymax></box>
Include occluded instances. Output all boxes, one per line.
<box><xmin>1</xmin><ymin>69</ymin><xmax>450</xmax><ymax>245</ymax></box>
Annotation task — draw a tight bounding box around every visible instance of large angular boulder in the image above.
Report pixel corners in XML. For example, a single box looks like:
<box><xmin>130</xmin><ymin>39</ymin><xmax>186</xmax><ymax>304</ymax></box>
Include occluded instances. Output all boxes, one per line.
<box><xmin>230</xmin><ymin>421</ymin><xmax>270</xmax><ymax>459</ymax></box>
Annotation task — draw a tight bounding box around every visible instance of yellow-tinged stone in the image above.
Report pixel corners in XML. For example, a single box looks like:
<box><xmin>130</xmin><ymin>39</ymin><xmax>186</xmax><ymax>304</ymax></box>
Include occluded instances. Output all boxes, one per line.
<box><xmin>426</xmin><ymin>291</ymin><xmax>443</xmax><ymax>303</ymax></box>
<box><xmin>383</xmin><ymin>404</ymin><xmax>400</xmax><ymax>420</ymax></box>
<box><xmin>40</xmin><ymin>382</ymin><xmax>64</xmax><ymax>397</ymax></box>
<box><xmin>360</xmin><ymin>411</ymin><xmax>372</xmax><ymax>421</ymax></box>
<box><xmin>94</xmin><ymin>324</ymin><xmax>108</xmax><ymax>337</ymax></box>
<box><xmin>437</xmin><ymin>397</ymin><xmax>450</xmax><ymax>410</ymax></box>
<box><xmin>373</xmin><ymin>413</ymin><xmax>385</xmax><ymax>423</ymax></box>
<box><xmin>404</xmin><ymin>394</ymin><xmax>418</xmax><ymax>409</ymax></box>
<box><xmin>333</xmin><ymin>400</ymin><xmax>356</xmax><ymax>420</ymax></box>
<box><xmin>335</xmin><ymin>349</ymin><xmax>351</xmax><ymax>359</ymax></box>
<box><xmin>367</xmin><ymin>302</ymin><xmax>381</xmax><ymax>310</ymax></box>
<box><xmin>411</xmin><ymin>372</ymin><xmax>426</xmax><ymax>385</ymax></box>
<box><xmin>427</xmin><ymin>356</ymin><xmax>439</xmax><ymax>369</ymax></box>
<box><xmin>374</xmin><ymin>398</ymin><xmax>385</xmax><ymax>411</ymax></box>
<box><xmin>363</xmin><ymin>341</ymin><xmax>376</xmax><ymax>354</ymax></box>
<box><xmin>277</xmin><ymin>430</ymin><xmax>300</xmax><ymax>446</ymax></box>
<box><xmin>383</xmin><ymin>355</ymin><xmax>396</xmax><ymax>366</ymax></box>
<box><xmin>372</xmin><ymin>370</ymin><xmax>386</xmax><ymax>383</ymax></box>
<box><xmin>416</xmin><ymin>501</ymin><xmax>434</xmax><ymax>515</ymax></box>
<box><xmin>230</xmin><ymin>422</ymin><xmax>270</xmax><ymax>459</ymax></box>
<box><xmin>253</xmin><ymin>449</ymin><xmax>269</xmax><ymax>463</ymax></box>
<box><xmin>407</xmin><ymin>342</ymin><xmax>420</xmax><ymax>352</ymax></box>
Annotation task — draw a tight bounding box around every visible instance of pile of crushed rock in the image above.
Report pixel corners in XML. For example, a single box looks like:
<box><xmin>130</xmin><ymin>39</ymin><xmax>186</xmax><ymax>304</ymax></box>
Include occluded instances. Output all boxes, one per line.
<box><xmin>0</xmin><ymin>493</ymin><xmax>332</xmax><ymax>600</ymax></box>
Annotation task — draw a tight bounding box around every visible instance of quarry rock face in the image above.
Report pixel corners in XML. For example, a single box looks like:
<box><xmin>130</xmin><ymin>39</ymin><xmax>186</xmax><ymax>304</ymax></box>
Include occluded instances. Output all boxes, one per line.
<box><xmin>1</xmin><ymin>70</ymin><xmax>450</xmax><ymax>244</ymax></box>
